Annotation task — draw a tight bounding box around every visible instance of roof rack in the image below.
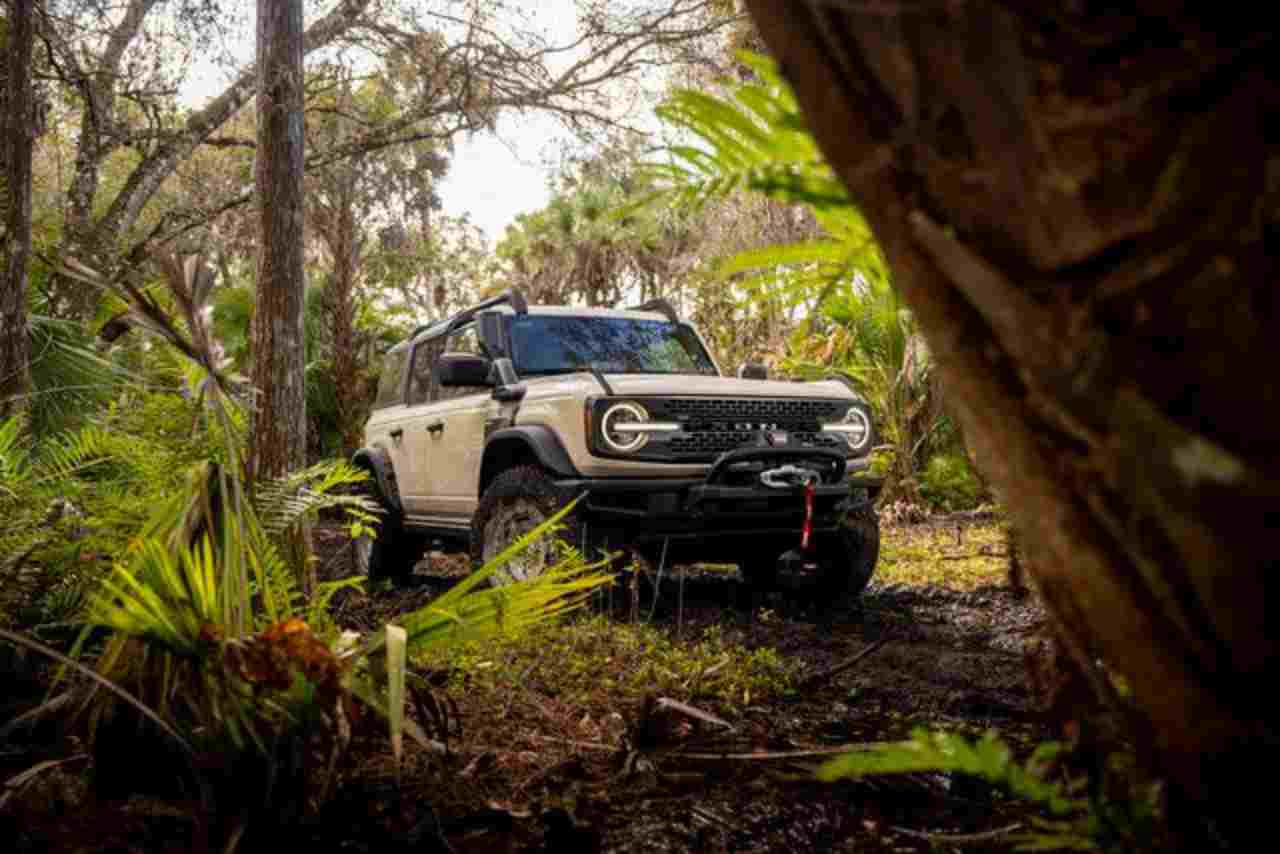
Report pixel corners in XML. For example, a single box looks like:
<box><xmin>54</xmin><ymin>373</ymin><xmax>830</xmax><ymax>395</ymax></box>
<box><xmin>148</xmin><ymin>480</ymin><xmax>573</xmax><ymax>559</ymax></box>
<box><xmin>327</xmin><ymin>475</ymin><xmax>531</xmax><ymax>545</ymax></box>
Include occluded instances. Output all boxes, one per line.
<box><xmin>410</xmin><ymin>289</ymin><xmax>529</xmax><ymax>340</ymax></box>
<box><xmin>629</xmin><ymin>297</ymin><xmax>679</xmax><ymax>323</ymax></box>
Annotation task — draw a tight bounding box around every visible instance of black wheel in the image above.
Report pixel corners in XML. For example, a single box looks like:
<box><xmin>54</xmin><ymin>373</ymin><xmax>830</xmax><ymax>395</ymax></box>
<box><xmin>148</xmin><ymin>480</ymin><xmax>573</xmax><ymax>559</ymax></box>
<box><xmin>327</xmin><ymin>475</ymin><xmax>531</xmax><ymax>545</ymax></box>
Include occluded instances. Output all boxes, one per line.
<box><xmin>737</xmin><ymin>538</ymin><xmax>794</xmax><ymax>592</ymax></box>
<box><xmin>470</xmin><ymin>466</ymin><xmax>580</xmax><ymax>585</ymax></box>
<box><xmin>353</xmin><ymin>472</ymin><xmax>414</xmax><ymax>585</ymax></box>
<box><xmin>814</xmin><ymin>502</ymin><xmax>881</xmax><ymax>601</ymax></box>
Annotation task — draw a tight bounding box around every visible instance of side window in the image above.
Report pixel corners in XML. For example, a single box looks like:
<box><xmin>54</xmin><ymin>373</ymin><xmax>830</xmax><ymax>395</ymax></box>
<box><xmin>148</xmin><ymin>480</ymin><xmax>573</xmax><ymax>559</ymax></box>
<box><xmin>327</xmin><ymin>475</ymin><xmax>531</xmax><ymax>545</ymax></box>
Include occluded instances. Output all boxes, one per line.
<box><xmin>433</xmin><ymin>324</ymin><xmax>487</xmax><ymax>401</ymax></box>
<box><xmin>406</xmin><ymin>338</ymin><xmax>444</xmax><ymax>406</ymax></box>
<box><xmin>373</xmin><ymin>345</ymin><xmax>409</xmax><ymax>409</ymax></box>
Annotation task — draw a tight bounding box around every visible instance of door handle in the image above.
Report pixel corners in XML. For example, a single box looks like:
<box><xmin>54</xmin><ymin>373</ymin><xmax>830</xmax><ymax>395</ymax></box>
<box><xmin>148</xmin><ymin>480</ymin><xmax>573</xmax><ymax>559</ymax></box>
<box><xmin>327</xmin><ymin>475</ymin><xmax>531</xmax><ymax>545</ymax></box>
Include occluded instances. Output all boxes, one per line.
<box><xmin>389</xmin><ymin>427</ymin><xmax>404</xmax><ymax>440</ymax></box>
<box><xmin>426</xmin><ymin>420</ymin><xmax>445</xmax><ymax>435</ymax></box>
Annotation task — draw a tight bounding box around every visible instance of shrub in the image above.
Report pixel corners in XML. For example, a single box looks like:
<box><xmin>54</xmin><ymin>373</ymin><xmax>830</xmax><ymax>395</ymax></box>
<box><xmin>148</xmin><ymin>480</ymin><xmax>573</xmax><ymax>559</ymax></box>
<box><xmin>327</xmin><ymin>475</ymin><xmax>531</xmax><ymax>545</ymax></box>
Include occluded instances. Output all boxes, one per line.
<box><xmin>918</xmin><ymin>453</ymin><xmax>984</xmax><ymax>512</ymax></box>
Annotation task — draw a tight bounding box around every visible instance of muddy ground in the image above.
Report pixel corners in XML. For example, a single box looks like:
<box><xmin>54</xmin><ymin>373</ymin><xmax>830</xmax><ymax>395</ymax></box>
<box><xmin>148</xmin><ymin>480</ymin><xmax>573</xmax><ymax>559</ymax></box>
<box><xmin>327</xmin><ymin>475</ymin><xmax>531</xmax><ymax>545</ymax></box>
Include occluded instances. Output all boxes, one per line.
<box><xmin>3</xmin><ymin>520</ymin><xmax>1060</xmax><ymax>853</ymax></box>
<box><xmin>306</xmin><ymin>521</ymin><xmax>1054</xmax><ymax>854</ymax></box>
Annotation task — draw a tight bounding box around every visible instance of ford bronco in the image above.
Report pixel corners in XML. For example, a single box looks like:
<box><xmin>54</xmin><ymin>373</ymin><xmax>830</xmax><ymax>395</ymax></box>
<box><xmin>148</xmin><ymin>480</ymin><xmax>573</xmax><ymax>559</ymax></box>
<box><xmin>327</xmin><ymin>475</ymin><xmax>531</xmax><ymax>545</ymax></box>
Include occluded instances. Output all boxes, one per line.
<box><xmin>352</xmin><ymin>290</ymin><xmax>882</xmax><ymax>600</ymax></box>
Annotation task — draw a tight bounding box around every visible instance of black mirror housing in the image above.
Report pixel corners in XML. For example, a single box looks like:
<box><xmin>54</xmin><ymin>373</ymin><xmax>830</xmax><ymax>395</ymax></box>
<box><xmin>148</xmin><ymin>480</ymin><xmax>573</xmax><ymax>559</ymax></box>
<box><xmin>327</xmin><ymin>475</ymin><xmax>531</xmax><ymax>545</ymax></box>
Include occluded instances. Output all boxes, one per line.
<box><xmin>437</xmin><ymin>353</ymin><xmax>493</xmax><ymax>387</ymax></box>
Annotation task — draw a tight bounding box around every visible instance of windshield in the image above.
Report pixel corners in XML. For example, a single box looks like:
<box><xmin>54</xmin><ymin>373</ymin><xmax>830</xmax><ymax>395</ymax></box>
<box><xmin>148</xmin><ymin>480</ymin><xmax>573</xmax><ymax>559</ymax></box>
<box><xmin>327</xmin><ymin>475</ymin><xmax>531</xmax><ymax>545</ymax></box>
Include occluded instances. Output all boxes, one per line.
<box><xmin>510</xmin><ymin>315</ymin><xmax>718</xmax><ymax>377</ymax></box>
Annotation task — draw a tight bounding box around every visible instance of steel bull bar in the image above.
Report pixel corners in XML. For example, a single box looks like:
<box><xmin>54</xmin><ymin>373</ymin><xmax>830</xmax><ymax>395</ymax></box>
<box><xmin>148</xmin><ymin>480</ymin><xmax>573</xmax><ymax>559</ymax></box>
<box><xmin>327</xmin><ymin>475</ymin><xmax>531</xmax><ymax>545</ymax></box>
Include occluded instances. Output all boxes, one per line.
<box><xmin>555</xmin><ymin>447</ymin><xmax>881</xmax><ymax>543</ymax></box>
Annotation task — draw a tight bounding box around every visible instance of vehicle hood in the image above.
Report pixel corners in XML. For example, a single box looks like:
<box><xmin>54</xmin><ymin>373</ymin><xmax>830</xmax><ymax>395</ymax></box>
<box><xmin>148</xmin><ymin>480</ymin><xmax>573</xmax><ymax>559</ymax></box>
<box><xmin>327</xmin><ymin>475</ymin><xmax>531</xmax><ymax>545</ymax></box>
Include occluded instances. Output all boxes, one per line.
<box><xmin>523</xmin><ymin>372</ymin><xmax>859</xmax><ymax>401</ymax></box>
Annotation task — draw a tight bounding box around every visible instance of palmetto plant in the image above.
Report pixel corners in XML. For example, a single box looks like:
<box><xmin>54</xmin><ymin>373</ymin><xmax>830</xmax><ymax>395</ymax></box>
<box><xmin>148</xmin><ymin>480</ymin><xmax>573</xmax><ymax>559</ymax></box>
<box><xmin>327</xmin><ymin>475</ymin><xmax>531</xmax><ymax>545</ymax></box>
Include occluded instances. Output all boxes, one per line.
<box><xmin>641</xmin><ymin>53</ymin><xmax>944</xmax><ymax>495</ymax></box>
<box><xmin>784</xmin><ymin>275</ymin><xmax>944</xmax><ymax>496</ymax></box>
<box><xmin>2</xmin><ymin>250</ymin><xmax>611</xmax><ymax>848</ymax></box>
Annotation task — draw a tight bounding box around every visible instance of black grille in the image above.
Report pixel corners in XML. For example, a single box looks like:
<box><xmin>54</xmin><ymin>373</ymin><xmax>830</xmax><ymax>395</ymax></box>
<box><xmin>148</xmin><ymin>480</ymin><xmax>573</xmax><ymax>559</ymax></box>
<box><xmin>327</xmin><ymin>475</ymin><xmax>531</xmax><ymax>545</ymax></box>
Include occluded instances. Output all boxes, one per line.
<box><xmin>653</xmin><ymin>398</ymin><xmax>847</xmax><ymax>424</ymax></box>
<box><xmin>640</xmin><ymin>397</ymin><xmax>850</xmax><ymax>461</ymax></box>
<box><xmin>668</xmin><ymin>429</ymin><xmax>843</xmax><ymax>457</ymax></box>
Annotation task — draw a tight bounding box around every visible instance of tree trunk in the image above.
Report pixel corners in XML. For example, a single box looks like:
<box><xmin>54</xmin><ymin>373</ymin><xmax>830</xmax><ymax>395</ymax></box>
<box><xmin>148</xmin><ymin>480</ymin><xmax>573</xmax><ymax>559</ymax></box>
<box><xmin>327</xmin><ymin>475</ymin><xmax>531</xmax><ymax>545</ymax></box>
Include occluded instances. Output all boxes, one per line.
<box><xmin>250</xmin><ymin>0</ymin><xmax>306</xmax><ymax>481</ymax></box>
<box><xmin>251</xmin><ymin>0</ymin><xmax>310</xmax><ymax>594</ymax></box>
<box><xmin>0</xmin><ymin>0</ymin><xmax>34</xmax><ymax>420</ymax></box>
<box><xmin>744</xmin><ymin>0</ymin><xmax>1277</xmax><ymax>840</ymax></box>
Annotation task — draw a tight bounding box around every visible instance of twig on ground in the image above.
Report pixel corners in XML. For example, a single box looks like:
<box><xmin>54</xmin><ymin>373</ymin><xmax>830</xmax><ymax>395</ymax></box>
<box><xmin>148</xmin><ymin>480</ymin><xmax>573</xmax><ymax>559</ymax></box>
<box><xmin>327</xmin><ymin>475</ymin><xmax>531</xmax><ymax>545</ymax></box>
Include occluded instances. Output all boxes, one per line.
<box><xmin>691</xmin><ymin>804</ymin><xmax>741</xmax><ymax>831</ymax></box>
<box><xmin>799</xmin><ymin>638</ymin><xmax>889</xmax><ymax>688</ymax></box>
<box><xmin>0</xmin><ymin>754</ymin><xmax>89</xmax><ymax>810</ymax></box>
<box><xmin>654</xmin><ymin>697</ymin><xmax>734</xmax><ymax>730</ymax></box>
<box><xmin>889</xmin><ymin>823</ymin><xmax>1023</xmax><ymax>845</ymax></box>
<box><xmin>671</xmin><ymin>743</ymin><xmax>891</xmax><ymax>762</ymax></box>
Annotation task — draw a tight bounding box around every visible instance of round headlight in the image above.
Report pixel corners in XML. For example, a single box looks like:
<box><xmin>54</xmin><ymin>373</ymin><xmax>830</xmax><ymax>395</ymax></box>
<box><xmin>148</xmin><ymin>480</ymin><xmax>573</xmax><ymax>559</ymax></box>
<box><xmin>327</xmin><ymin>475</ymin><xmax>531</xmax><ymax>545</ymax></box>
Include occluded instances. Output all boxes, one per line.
<box><xmin>841</xmin><ymin>406</ymin><xmax>872</xmax><ymax>452</ymax></box>
<box><xmin>601</xmin><ymin>402</ymin><xmax>650</xmax><ymax>453</ymax></box>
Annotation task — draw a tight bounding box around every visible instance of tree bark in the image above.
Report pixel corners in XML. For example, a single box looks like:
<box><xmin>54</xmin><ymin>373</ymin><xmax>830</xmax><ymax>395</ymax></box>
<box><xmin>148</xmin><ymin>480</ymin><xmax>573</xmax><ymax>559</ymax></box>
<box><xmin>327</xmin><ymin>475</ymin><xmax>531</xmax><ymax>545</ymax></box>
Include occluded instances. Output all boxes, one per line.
<box><xmin>0</xmin><ymin>0</ymin><xmax>34</xmax><ymax>419</ymax></box>
<box><xmin>249</xmin><ymin>0</ymin><xmax>306</xmax><ymax>483</ymax></box>
<box><xmin>744</xmin><ymin>0</ymin><xmax>1277</xmax><ymax>840</ymax></box>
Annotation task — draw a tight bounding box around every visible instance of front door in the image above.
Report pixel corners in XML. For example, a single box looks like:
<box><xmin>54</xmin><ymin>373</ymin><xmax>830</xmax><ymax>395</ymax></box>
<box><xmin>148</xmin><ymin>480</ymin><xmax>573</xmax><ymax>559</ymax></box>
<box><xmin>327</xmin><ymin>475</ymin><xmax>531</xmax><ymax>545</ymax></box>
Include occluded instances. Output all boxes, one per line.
<box><xmin>421</xmin><ymin>322</ymin><xmax>493</xmax><ymax>520</ymax></box>
<box><xmin>397</xmin><ymin>335</ymin><xmax>444</xmax><ymax>519</ymax></box>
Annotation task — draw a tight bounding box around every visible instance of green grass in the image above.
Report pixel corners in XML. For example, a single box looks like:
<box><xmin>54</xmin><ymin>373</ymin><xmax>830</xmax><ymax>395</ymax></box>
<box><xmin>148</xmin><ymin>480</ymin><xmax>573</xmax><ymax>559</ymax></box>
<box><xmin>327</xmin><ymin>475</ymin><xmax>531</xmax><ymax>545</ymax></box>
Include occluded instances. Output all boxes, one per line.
<box><xmin>417</xmin><ymin>615</ymin><xmax>793</xmax><ymax>716</ymax></box>
<box><xmin>876</xmin><ymin>521</ymin><xmax>1010</xmax><ymax>590</ymax></box>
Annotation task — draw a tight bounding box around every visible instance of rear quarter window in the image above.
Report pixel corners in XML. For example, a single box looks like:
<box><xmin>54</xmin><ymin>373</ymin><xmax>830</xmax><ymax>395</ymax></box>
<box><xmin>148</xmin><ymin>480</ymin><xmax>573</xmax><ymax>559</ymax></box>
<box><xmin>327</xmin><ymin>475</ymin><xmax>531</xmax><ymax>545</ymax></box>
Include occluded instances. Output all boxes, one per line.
<box><xmin>373</xmin><ymin>345</ymin><xmax>409</xmax><ymax>410</ymax></box>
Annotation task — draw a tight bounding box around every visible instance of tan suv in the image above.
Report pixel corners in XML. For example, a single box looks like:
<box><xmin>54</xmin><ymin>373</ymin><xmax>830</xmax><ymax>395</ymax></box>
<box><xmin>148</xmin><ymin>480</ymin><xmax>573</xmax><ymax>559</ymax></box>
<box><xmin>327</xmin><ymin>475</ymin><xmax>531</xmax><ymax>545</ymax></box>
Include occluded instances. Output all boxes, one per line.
<box><xmin>352</xmin><ymin>291</ymin><xmax>881</xmax><ymax>601</ymax></box>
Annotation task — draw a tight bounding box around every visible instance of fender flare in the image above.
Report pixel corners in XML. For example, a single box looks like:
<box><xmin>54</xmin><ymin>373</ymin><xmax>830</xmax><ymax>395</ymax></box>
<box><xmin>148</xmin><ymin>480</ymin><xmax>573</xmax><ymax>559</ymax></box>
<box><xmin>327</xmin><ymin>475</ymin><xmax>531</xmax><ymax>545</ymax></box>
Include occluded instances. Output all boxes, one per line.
<box><xmin>351</xmin><ymin>446</ymin><xmax>403</xmax><ymax>515</ymax></box>
<box><xmin>481</xmin><ymin>426</ymin><xmax>580</xmax><ymax>490</ymax></box>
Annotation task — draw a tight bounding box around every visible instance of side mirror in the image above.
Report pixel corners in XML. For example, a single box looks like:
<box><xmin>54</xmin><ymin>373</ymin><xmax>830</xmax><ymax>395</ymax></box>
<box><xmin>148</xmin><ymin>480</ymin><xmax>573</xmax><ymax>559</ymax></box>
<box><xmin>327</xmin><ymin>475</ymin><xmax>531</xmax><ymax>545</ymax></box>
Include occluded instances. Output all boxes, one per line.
<box><xmin>437</xmin><ymin>353</ymin><xmax>493</xmax><ymax>387</ymax></box>
<box><xmin>490</xmin><ymin>356</ymin><xmax>526</xmax><ymax>403</ymax></box>
<box><xmin>738</xmin><ymin>362</ymin><xmax>768</xmax><ymax>380</ymax></box>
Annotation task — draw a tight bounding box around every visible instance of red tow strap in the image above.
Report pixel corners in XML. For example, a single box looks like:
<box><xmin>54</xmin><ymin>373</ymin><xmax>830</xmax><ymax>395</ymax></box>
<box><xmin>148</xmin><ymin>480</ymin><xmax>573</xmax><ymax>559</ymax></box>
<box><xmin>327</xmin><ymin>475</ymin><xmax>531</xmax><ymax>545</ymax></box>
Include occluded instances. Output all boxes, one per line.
<box><xmin>800</xmin><ymin>481</ymin><xmax>816</xmax><ymax>552</ymax></box>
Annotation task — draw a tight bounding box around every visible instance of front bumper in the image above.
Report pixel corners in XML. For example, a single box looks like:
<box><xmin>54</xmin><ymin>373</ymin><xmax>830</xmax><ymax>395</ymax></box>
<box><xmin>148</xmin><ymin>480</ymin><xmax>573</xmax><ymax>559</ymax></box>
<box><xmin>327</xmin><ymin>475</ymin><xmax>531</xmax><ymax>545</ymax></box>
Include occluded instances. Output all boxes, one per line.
<box><xmin>555</xmin><ymin>447</ymin><xmax>882</xmax><ymax>546</ymax></box>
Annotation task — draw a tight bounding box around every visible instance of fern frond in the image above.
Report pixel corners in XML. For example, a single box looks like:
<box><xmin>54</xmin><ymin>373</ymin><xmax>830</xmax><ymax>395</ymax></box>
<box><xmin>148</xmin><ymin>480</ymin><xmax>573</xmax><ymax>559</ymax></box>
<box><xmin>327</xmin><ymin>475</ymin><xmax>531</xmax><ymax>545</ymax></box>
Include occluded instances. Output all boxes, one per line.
<box><xmin>253</xmin><ymin>460</ymin><xmax>377</xmax><ymax>538</ymax></box>
<box><xmin>819</xmin><ymin>728</ymin><xmax>1078</xmax><ymax>817</ymax></box>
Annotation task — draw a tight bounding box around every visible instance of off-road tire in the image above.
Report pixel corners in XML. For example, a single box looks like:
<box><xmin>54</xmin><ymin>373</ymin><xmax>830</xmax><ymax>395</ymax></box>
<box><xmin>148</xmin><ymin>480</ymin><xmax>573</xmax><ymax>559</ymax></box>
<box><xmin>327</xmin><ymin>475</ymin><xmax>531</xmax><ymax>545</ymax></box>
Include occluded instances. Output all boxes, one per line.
<box><xmin>817</xmin><ymin>502</ymin><xmax>880</xmax><ymax>601</ymax></box>
<box><xmin>739</xmin><ymin>504</ymin><xmax>880</xmax><ymax>602</ymax></box>
<box><xmin>737</xmin><ymin>538</ymin><xmax>795</xmax><ymax>592</ymax></box>
<box><xmin>353</xmin><ymin>475</ymin><xmax>414</xmax><ymax>585</ymax></box>
<box><xmin>470</xmin><ymin>465</ymin><xmax>580</xmax><ymax>585</ymax></box>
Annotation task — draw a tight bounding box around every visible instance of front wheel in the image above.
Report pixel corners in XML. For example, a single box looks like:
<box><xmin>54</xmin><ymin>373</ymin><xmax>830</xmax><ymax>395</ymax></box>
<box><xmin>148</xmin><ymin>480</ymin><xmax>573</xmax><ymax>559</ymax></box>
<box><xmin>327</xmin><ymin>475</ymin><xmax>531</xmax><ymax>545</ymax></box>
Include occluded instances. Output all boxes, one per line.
<box><xmin>814</xmin><ymin>502</ymin><xmax>880</xmax><ymax>600</ymax></box>
<box><xmin>470</xmin><ymin>466</ymin><xmax>579</xmax><ymax>585</ymax></box>
<box><xmin>739</xmin><ymin>504</ymin><xmax>880</xmax><ymax>602</ymax></box>
<box><xmin>353</xmin><ymin>474</ymin><xmax>414</xmax><ymax>585</ymax></box>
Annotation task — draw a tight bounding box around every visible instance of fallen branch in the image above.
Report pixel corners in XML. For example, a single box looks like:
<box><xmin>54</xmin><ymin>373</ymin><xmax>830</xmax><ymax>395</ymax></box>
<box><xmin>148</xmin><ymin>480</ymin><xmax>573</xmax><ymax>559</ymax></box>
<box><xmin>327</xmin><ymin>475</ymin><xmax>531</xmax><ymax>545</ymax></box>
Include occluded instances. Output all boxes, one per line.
<box><xmin>799</xmin><ymin>638</ymin><xmax>889</xmax><ymax>689</ymax></box>
<box><xmin>654</xmin><ymin>696</ymin><xmax>734</xmax><ymax>730</ymax></box>
<box><xmin>0</xmin><ymin>754</ymin><xmax>89</xmax><ymax>810</ymax></box>
<box><xmin>889</xmin><ymin>823</ymin><xmax>1023</xmax><ymax>845</ymax></box>
<box><xmin>525</xmin><ymin>734</ymin><xmax>618</xmax><ymax>752</ymax></box>
<box><xmin>670</xmin><ymin>743</ymin><xmax>891</xmax><ymax>762</ymax></box>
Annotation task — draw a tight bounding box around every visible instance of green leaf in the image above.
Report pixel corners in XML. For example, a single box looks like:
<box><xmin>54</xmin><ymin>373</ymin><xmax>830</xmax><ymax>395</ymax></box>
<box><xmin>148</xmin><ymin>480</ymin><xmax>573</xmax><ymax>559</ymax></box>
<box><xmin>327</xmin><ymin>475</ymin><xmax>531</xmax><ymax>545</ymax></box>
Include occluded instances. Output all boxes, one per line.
<box><xmin>386</xmin><ymin>624</ymin><xmax>407</xmax><ymax>768</ymax></box>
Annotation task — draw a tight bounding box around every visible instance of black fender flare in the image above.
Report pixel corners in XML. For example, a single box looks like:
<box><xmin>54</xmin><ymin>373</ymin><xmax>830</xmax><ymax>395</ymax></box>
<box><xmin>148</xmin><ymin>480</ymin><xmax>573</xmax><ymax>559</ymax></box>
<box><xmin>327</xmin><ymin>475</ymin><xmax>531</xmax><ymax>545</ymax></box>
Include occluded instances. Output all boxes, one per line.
<box><xmin>481</xmin><ymin>426</ymin><xmax>580</xmax><ymax>492</ymax></box>
<box><xmin>351</xmin><ymin>446</ymin><xmax>403</xmax><ymax>515</ymax></box>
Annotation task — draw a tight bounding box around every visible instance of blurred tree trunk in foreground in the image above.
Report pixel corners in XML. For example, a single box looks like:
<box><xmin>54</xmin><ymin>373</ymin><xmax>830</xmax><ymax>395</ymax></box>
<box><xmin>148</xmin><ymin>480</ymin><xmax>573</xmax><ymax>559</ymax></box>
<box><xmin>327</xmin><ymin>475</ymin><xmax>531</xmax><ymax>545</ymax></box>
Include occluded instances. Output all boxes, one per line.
<box><xmin>0</xmin><ymin>0</ymin><xmax>34</xmax><ymax>419</ymax></box>
<box><xmin>744</xmin><ymin>0</ymin><xmax>1277</xmax><ymax>840</ymax></box>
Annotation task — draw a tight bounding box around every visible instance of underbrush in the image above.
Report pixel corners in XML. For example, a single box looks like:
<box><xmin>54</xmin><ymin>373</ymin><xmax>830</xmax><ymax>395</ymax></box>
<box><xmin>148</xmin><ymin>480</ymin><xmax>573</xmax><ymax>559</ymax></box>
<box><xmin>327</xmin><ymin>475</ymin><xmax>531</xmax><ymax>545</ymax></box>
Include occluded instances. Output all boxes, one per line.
<box><xmin>876</xmin><ymin>521</ymin><xmax>1009</xmax><ymax>590</ymax></box>
<box><xmin>419</xmin><ymin>615</ymin><xmax>794</xmax><ymax>718</ymax></box>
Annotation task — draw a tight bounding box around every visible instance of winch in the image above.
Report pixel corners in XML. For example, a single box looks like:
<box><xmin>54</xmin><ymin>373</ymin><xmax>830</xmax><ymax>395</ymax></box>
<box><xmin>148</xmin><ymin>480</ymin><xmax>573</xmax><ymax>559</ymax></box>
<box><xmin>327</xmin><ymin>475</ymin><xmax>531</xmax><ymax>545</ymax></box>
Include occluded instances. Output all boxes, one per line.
<box><xmin>758</xmin><ymin>464</ymin><xmax>822</xmax><ymax>489</ymax></box>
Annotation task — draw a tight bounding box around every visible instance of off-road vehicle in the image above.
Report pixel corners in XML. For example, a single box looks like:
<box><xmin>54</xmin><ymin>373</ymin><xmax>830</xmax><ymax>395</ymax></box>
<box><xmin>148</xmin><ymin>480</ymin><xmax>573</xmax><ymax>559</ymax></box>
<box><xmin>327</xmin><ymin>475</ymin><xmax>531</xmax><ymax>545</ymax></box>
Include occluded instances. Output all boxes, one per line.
<box><xmin>352</xmin><ymin>290</ymin><xmax>882</xmax><ymax>600</ymax></box>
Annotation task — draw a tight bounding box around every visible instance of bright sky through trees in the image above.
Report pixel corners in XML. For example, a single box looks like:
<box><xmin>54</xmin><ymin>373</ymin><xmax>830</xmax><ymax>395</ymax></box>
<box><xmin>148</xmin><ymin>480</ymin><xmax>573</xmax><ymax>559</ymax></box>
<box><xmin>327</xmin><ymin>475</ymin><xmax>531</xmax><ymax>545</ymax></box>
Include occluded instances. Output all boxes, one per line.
<box><xmin>176</xmin><ymin>0</ymin><xmax>667</xmax><ymax>245</ymax></box>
